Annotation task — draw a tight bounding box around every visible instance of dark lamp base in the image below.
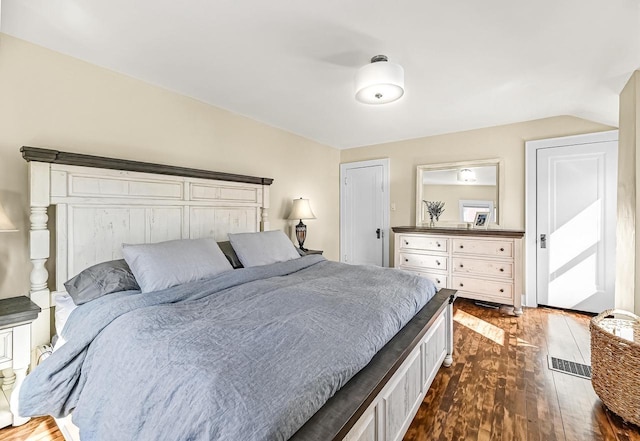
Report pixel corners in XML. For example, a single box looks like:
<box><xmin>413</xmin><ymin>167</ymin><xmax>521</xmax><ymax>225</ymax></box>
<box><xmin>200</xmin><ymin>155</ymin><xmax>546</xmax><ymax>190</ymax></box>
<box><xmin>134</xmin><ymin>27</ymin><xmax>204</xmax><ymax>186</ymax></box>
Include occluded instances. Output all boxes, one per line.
<box><xmin>295</xmin><ymin>220</ymin><xmax>308</xmax><ymax>251</ymax></box>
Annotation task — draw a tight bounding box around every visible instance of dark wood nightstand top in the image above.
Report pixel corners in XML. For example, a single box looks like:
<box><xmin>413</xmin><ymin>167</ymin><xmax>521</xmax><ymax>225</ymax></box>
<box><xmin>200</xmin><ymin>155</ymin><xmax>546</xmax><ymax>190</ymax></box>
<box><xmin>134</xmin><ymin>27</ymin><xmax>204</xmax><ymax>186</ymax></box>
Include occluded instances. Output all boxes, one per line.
<box><xmin>0</xmin><ymin>296</ymin><xmax>41</xmax><ymax>328</ymax></box>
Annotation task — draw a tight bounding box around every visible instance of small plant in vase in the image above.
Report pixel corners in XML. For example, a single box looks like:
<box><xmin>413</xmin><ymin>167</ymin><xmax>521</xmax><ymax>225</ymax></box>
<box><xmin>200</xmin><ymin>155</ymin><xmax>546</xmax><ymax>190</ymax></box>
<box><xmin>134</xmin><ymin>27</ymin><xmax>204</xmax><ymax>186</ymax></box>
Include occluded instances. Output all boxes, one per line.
<box><xmin>423</xmin><ymin>201</ymin><xmax>445</xmax><ymax>227</ymax></box>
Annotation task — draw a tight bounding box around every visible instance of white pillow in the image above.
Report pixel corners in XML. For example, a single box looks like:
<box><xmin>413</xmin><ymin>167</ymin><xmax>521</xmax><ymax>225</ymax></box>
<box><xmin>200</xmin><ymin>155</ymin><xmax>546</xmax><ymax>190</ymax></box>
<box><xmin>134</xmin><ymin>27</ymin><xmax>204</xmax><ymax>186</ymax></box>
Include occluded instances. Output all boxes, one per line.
<box><xmin>122</xmin><ymin>238</ymin><xmax>233</xmax><ymax>293</ymax></box>
<box><xmin>228</xmin><ymin>230</ymin><xmax>300</xmax><ymax>267</ymax></box>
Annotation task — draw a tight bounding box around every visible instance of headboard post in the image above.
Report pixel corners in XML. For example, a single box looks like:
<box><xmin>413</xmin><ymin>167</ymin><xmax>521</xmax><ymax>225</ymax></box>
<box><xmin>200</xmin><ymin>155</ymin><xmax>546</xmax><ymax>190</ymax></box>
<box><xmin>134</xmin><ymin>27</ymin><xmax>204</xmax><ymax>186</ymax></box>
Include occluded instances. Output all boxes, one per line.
<box><xmin>261</xmin><ymin>185</ymin><xmax>270</xmax><ymax>231</ymax></box>
<box><xmin>27</xmin><ymin>161</ymin><xmax>52</xmax><ymax>366</ymax></box>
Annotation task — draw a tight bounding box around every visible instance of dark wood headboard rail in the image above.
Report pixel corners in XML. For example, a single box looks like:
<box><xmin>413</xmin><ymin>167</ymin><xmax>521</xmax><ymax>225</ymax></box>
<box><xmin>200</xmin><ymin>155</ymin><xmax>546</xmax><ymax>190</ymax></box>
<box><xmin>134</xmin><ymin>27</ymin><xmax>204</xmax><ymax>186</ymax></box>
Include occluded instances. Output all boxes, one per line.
<box><xmin>21</xmin><ymin>146</ymin><xmax>274</xmax><ymax>186</ymax></box>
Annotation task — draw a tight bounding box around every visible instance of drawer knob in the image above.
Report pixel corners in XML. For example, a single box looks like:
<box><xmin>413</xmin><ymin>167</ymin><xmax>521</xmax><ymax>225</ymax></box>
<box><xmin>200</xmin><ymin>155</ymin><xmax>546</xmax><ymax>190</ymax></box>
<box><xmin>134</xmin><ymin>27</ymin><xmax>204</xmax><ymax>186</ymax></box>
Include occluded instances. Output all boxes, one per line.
<box><xmin>436</xmin><ymin>279</ymin><xmax>441</xmax><ymax>284</ymax></box>
<box><xmin>460</xmin><ymin>245</ymin><xmax>464</xmax><ymax>249</ymax></box>
<box><xmin>436</xmin><ymin>260</ymin><xmax>441</xmax><ymax>266</ymax></box>
<box><xmin>500</xmin><ymin>289</ymin><xmax>504</xmax><ymax>293</ymax></box>
<box><xmin>460</xmin><ymin>264</ymin><xmax>464</xmax><ymax>268</ymax></box>
<box><xmin>500</xmin><ymin>247</ymin><xmax>505</xmax><ymax>252</ymax></box>
<box><xmin>405</xmin><ymin>258</ymin><xmax>409</xmax><ymax>262</ymax></box>
<box><xmin>405</xmin><ymin>241</ymin><xmax>409</xmax><ymax>245</ymax></box>
<box><xmin>500</xmin><ymin>268</ymin><xmax>504</xmax><ymax>272</ymax></box>
<box><xmin>459</xmin><ymin>283</ymin><xmax>464</xmax><ymax>287</ymax></box>
<box><xmin>436</xmin><ymin>242</ymin><xmax>441</xmax><ymax>247</ymax></box>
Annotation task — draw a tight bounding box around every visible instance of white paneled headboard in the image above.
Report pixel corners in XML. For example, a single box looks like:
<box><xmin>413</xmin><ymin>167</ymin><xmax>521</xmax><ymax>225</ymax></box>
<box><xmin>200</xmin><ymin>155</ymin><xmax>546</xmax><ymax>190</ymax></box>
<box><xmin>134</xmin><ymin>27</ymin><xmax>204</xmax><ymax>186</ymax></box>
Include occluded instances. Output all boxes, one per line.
<box><xmin>22</xmin><ymin>147</ymin><xmax>273</xmax><ymax>358</ymax></box>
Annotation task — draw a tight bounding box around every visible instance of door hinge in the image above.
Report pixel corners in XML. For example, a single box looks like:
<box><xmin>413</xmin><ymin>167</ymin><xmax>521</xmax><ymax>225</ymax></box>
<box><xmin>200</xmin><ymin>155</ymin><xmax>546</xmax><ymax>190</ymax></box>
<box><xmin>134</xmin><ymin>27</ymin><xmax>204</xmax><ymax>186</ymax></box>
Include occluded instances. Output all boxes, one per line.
<box><xmin>344</xmin><ymin>177</ymin><xmax>348</xmax><ymax>186</ymax></box>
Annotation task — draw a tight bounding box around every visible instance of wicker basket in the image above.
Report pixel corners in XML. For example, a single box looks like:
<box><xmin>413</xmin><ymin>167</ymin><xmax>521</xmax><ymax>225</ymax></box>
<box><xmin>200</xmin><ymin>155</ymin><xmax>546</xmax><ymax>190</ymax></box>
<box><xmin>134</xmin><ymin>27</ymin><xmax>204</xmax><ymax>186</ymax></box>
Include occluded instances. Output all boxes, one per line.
<box><xmin>590</xmin><ymin>309</ymin><xmax>640</xmax><ymax>426</ymax></box>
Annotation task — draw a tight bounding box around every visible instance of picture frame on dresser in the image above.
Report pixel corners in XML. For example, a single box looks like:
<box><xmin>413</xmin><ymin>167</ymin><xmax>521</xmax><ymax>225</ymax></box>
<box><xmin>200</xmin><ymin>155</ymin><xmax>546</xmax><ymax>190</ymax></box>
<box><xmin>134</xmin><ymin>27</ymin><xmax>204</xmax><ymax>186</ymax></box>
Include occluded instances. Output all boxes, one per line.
<box><xmin>473</xmin><ymin>212</ymin><xmax>490</xmax><ymax>229</ymax></box>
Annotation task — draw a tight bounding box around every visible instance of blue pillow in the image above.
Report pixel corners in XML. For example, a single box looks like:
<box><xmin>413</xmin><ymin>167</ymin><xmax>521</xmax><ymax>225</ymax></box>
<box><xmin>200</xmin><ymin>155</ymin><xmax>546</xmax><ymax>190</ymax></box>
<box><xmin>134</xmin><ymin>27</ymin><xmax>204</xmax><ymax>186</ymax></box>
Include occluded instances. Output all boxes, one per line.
<box><xmin>228</xmin><ymin>231</ymin><xmax>300</xmax><ymax>267</ymax></box>
<box><xmin>122</xmin><ymin>238</ymin><xmax>233</xmax><ymax>293</ymax></box>
<box><xmin>64</xmin><ymin>259</ymin><xmax>140</xmax><ymax>305</ymax></box>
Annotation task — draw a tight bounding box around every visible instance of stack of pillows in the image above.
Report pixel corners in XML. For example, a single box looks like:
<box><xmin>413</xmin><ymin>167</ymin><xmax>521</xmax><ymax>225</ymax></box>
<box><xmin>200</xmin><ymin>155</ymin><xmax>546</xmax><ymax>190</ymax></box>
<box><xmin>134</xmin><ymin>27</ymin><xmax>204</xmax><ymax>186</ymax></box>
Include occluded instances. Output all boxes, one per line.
<box><xmin>63</xmin><ymin>230</ymin><xmax>304</xmax><ymax>306</ymax></box>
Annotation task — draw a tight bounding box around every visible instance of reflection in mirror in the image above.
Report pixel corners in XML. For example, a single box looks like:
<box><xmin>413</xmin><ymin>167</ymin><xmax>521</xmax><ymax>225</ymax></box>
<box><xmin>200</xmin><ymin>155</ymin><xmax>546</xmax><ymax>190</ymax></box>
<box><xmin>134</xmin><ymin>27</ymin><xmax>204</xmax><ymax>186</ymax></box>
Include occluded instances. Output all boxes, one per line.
<box><xmin>416</xmin><ymin>159</ymin><xmax>504</xmax><ymax>226</ymax></box>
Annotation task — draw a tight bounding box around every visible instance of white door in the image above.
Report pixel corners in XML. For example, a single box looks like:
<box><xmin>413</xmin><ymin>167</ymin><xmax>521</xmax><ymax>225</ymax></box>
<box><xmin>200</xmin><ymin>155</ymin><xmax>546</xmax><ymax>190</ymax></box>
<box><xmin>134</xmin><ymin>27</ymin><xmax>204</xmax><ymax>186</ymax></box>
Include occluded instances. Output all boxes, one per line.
<box><xmin>536</xmin><ymin>140</ymin><xmax>617</xmax><ymax>313</ymax></box>
<box><xmin>340</xmin><ymin>159</ymin><xmax>389</xmax><ymax>266</ymax></box>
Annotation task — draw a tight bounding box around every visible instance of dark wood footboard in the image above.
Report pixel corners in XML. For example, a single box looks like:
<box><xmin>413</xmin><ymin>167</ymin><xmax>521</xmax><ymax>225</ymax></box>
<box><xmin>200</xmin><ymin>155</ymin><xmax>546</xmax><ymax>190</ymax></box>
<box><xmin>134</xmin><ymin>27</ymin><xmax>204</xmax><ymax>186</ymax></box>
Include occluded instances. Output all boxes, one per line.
<box><xmin>291</xmin><ymin>288</ymin><xmax>457</xmax><ymax>441</ymax></box>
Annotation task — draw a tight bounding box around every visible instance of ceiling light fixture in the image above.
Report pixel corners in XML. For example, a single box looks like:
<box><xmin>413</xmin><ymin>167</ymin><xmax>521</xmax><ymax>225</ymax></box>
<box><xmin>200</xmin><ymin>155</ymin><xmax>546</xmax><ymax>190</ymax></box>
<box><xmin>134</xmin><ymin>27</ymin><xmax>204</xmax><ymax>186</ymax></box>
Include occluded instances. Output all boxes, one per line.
<box><xmin>457</xmin><ymin>168</ymin><xmax>477</xmax><ymax>182</ymax></box>
<box><xmin>355</xmin><ymin>55</ymin><xmax>405</xmax><ymax>105</ymax></box>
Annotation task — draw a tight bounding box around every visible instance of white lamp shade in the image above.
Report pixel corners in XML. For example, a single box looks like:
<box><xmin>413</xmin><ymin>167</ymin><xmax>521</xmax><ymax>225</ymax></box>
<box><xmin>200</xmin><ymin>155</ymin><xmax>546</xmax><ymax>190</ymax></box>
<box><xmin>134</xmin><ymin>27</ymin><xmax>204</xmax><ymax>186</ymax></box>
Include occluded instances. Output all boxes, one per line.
<box><xmin>355</xmin><ymin>60</ymin><xmax>405</xmax><ymax>105</ymax></box>
<box><xmin>288</xmin><ymin>198</ymin><xmax>316</xmax><ymax>220</ymax></box>
<box><xmin>0</xmin><ymin>202</ymin><xmax>17</xmax><ymax>232</ymax></box>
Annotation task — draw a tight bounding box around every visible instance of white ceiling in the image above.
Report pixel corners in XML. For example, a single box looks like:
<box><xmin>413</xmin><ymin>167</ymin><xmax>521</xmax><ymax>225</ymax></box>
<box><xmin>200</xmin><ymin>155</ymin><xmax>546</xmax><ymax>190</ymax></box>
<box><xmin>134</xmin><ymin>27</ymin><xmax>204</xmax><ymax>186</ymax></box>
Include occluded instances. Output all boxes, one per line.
<box><xmin>1</xmin><ymin>0</ymin><xmax>639</xmax><ymax>149</ymax></box>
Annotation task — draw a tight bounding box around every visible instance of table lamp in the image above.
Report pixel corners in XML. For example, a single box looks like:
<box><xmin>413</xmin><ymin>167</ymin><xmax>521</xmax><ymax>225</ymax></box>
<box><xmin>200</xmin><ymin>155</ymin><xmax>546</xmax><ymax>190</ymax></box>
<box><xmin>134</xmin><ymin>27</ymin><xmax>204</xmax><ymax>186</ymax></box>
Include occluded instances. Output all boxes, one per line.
<box><xmin>288</xmin><ymin>198</ymin><xmax>316</xmax><ymax>251</ymax></box>
<box><xmin>0</xmin><ymin>202</ymin><xmax>17</xmax><ymax>232</ymax></box>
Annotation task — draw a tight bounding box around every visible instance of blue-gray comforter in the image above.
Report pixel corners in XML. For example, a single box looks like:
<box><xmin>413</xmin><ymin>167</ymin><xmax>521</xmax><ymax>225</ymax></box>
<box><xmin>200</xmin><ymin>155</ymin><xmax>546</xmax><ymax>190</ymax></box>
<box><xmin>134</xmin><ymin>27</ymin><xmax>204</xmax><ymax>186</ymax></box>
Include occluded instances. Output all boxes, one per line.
<box><xmin>20</xmin><ymin>255</ymin><xmax>436</xmax><ymax>441</ymax></box>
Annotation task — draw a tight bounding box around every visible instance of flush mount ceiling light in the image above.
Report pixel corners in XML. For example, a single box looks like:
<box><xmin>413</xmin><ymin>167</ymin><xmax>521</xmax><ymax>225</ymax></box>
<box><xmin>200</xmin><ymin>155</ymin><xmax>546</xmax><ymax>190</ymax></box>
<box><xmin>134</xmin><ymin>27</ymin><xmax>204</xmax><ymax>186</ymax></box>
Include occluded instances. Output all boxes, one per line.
<box><xmin>355</xmin><ymin>55</ymin><xmax>405</xmax><ymax>105</ymax></box>
<box><xmin>457</xmin><ymin>168</ymin><xmax>477</xmax><ymax>182</ymax></box>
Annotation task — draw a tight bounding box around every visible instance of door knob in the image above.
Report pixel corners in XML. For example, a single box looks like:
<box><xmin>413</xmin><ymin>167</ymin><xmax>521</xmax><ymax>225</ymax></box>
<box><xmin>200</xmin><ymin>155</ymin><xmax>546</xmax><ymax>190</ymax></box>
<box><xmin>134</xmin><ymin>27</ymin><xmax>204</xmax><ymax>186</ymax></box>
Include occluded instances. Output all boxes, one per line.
<box><xmin>540</xmin><ymin>234</ymin><xmax>547</xmax><ymax>249</ymax></box>
<box><xmin>376</xmin><ymin>228</ymin><xmax>381</xmax><ymax>239</ymax></box>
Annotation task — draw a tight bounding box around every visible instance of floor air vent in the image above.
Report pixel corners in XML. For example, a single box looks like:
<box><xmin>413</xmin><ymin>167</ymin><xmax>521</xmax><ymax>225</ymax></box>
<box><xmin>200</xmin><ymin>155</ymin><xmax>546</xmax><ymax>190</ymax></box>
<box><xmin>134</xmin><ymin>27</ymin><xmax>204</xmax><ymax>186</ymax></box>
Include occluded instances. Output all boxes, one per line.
<box><xmin>547</xmin><ymin>356</ymin><xmax>591</xmax><ymax>380</ymax></box>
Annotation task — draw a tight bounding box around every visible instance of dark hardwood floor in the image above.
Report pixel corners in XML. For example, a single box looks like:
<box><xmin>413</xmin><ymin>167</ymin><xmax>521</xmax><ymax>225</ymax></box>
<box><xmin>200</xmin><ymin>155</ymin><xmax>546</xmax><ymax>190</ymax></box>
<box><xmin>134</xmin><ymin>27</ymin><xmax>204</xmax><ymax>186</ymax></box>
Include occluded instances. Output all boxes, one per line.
<box><xmin>1</xmin><ymin>299</ymin><xmax>638</xmax><ymax>440</ymax></box>
<box><xmin>405</xmin><ymin>299</ymin><xmax>640</xmax><ymax>441</ymax></box>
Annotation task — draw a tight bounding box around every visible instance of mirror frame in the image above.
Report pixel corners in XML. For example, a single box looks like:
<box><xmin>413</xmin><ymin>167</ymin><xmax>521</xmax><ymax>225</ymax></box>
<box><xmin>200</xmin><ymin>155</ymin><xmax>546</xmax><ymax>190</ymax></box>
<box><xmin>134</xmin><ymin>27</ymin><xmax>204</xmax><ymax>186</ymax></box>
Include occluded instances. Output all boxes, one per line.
<box><xmin>416</xmin><ymin>158</ymin><xmax>505</xmax><ymax>227</ymax></box>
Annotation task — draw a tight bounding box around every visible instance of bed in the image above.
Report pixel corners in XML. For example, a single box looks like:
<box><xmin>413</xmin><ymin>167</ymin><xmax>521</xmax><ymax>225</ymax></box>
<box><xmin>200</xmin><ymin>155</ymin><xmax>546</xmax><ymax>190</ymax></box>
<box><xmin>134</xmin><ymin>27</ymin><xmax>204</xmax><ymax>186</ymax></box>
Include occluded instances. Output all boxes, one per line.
<box><xmin>14</xmin><ymin>147</ymin><xmax>455</xmax><ymax>441</ymax></box>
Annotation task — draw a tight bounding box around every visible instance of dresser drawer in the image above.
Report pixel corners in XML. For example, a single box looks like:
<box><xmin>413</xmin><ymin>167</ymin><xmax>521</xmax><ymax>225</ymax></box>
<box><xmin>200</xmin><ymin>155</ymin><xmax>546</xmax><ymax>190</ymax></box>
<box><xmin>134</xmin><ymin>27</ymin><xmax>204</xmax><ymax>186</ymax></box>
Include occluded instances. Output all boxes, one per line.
<box><xmin>398</xmin><ymin>235</ymin><xmax>448</xmax><ymax>253</ymax></box>
<box><xmin>452</xmin><ymin>276</ymin><xmax>513</xmax><ymax>301</ymax></box>
<box><xmin>452</xmin><ymin>258</ymin><xmax>513</xmax><ymax>279</ymax></box>
<box><xmin>0</xmin><ymin>330</ymin><xmax>13</xmax><ymax>370</ymax></box>
<box><xmin>399</xmin><ymin>252</ymin><xmax>447</xmax><ymax>271</ymax></box>
<box><xmin>411</xmin><ymin>271</ymin><xmax>449</xmax><ymax>290</ymax></box>
<box><xmin>452</xmin><ymin>238</ymin><xmax>513</xmax><ymax>258</ymax></box>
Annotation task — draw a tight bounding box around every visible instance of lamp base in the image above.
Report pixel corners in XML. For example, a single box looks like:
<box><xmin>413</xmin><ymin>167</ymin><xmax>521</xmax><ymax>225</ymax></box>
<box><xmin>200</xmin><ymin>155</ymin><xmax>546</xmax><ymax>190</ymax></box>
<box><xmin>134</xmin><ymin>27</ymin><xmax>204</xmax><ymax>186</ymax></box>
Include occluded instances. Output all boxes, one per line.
<box><xmin>295</xmin><ymin>220</ymin><xmax>308</xmax><ymax>252</ymax></box>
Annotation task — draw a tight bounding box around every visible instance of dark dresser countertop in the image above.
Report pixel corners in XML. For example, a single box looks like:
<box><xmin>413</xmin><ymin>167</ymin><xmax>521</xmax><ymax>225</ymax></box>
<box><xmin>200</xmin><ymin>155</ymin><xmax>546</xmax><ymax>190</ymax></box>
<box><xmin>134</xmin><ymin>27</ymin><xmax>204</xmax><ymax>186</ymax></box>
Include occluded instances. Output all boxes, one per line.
<box><xmin>392</xmin><ymin>226</ymin><xmax>525</xmax><ymax>238</ymax></box>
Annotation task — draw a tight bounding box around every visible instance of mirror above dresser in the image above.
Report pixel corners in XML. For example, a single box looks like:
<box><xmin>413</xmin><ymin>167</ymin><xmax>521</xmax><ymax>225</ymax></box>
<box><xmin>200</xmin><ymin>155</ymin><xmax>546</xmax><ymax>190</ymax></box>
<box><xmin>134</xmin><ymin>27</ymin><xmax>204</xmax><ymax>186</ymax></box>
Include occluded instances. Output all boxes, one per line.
<box><xmin>416</xmin><ymin>158</ymin><xmax>504</xmax><ymax>227</ymax></box>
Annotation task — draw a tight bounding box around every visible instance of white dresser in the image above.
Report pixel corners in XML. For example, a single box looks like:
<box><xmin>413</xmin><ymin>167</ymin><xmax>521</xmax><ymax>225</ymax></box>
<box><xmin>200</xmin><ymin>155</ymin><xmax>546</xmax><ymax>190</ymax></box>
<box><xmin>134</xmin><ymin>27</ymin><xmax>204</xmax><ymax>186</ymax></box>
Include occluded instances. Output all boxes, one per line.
<box><xmin>393</xmin><ymin>227</ymin><xmax>525</xmax><ymax>315</ymax></box>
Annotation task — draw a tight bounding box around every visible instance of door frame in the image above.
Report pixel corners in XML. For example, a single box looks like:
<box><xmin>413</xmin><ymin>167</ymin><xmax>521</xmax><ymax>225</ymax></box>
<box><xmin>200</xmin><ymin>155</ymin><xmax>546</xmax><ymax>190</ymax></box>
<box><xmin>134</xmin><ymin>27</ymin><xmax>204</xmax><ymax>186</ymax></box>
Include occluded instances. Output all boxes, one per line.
<box><xmin>340</xmin><ymin>158</ymin><xmax>390</xmax><ymax>266</ymax></box>
<box><xmin>524</xmin><ymin>130</ymin><xmax>618</xmax><ymax>308</ymax></box>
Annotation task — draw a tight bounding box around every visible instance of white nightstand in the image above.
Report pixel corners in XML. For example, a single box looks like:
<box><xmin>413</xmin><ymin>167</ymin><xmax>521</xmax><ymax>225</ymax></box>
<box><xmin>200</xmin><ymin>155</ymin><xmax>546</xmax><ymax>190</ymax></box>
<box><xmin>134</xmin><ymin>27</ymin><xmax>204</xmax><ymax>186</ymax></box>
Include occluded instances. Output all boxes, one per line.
<box><xmin>0</xmin><ymin>296</ymin><xmax>41</xmax><ymax>428</ymax></box>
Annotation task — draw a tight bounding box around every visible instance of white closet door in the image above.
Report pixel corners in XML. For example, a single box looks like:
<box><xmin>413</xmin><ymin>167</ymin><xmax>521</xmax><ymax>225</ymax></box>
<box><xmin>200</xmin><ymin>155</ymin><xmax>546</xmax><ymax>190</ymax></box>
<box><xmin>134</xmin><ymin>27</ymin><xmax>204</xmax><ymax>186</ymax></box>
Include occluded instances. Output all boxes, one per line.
<box><xmin>536</xmin><ymin>141</ymin><xmax>617</xmax><ymax>313</ymax></box>
<box><xmin>341</xmin><ymin>160</ymin><xmax>389</xmax><ymax>266</ymax></box>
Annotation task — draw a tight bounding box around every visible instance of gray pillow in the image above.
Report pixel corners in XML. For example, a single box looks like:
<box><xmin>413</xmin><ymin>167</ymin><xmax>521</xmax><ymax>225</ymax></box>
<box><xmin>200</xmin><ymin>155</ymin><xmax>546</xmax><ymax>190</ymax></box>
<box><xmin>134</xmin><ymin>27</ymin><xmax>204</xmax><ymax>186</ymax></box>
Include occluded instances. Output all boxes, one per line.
<box><xmin>64</xmin><ymin>259</ymin><xmax>140</xmax><ymax>305</ymax></box>
<box><xmin>217</xmin><ymin>241</ymin><xmax>244</xmax><ymax>269</ymax></box>
<box><xmin>228</xmin><ymin>230</ymin><xmax>300</xmax><ymax>267</ymax></box>
<box><xmin>122</xmin><ymin>238</ymin><xmax>233</xmax><ymax>293</ymax></box>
